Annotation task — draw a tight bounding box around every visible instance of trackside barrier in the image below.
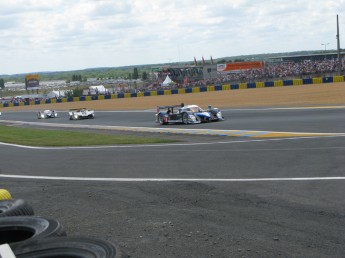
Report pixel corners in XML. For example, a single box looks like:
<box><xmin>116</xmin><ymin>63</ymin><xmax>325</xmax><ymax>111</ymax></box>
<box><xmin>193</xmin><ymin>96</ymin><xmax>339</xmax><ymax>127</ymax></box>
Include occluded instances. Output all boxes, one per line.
<box><xmin>322</xmin><ymin>77</ymin><xmax>333</xmax><ymax>83</ymax></box>
<box><xmin>312</xmin><ymin>77</ymin><xmax>323</xmax><ymax>84</ymax></box>
<box><xmin>283</xmin><ymin>80</ymin><xmax>293</xmax><ymax>86</ymax></box>
<box><xmin>178</xmin><ymin>89</ymin><xmax>186</xmax><ymax>94</ymax></box>
<box><xmin>256</xmin><ymin>82</ymin><xmax>265</xmax><ymax>88</ymax></box>
<box><xmin>192</xmin><ymin>87</ymin><xmax>200</xmax><ymax>93</ymax></box>
<box><xmin>293</xmin><ymin>79</ymin><xmax>303</xmax><ymax>85</ymax></box>
<box><xmin>333</xmin><ymin>75</ymin><xmax>344</xmax><ymax>82</ymax></box>
<box><xmin>265</xmin><ymin>81</ymin><xmax>274</xmax><ymax>87</ymax></box>
<box><xmin>247</xmin><ymin>82</ymin><xmax>256</xmax><ymax>89</ymax></box>
<box><xmin>0</xmin><ymin>75</ymin><xmax>344</xmax><ymax>109</ymax></box>
<box><xmin>274</xmin><ymin>80</ymin><xmax>283</xmax><ymax>87</ymax></box>
<box><xmin>303</xmin><ymin>78</ymin><xmax>313</xmax><ymax>84</ymax></box>
<box><xmin>200</xmin><ymin>86</ymin><xmax>207</xmax><ymax>92</ymax></box>
<box><xmin>239</xmin><ymin>83</ymin><xmax>247</xmax><ymax>89</ymax></box>
<box><xmin>231</xmin><ymin>84</ymin><xmax>239</xmax><ymax>90</ymax></box>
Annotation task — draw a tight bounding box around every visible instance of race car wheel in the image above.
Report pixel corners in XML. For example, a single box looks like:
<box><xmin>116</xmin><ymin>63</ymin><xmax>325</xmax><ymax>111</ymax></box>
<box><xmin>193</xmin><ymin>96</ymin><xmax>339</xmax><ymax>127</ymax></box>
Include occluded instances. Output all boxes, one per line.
<box><xmin>0</xmin><ymin>189</ymin><xmax>12</xmax><ymax>200</ymax></box>
<box><xmin>0</xmin><ymin>199</ymin><xmax>34</xmax><ymax>217</ymax></box>
<box><xmin>0</xmin><ymin>216</ymin><xmax>66</xmax><ymax>245</ymax></box>
<box><xmin>10</xmin><ymin>236</ymin><xmax>124</xmax><ymax>258</ymax></box>
<box><xmin>182</xmin><ymin>112</ymin><xmax>189</xmax><ymax>124</ymax></box>
<box><xmin>158</xmin><ymin>114</ymin><xmax>166</xmax><ymax>125</ymax></box>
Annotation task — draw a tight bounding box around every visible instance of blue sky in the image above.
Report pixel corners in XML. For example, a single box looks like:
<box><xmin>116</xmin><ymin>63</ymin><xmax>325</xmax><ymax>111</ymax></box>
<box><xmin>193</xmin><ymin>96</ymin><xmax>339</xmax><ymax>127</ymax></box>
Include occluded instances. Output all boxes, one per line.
<box><xmin>0</xmin><ymin>0</ymin><xmax>344</xmax><ymax>75</ymax></box>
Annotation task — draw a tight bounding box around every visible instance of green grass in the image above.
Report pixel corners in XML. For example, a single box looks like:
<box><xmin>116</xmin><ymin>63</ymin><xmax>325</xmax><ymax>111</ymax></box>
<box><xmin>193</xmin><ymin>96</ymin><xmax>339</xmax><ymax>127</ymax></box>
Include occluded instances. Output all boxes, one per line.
<box><xmin>0</xmin><ymin>125</ymin><xmax>175</xmax><ymax>146</ymax></box>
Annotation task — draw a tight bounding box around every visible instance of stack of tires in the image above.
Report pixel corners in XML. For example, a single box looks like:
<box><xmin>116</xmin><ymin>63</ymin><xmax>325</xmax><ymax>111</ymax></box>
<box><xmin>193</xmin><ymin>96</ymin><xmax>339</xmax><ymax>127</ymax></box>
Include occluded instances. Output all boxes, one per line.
<box><xmin>0</xmin><ymin>189</ymin><xmax>125</xmax><ymax>258</ymax></box>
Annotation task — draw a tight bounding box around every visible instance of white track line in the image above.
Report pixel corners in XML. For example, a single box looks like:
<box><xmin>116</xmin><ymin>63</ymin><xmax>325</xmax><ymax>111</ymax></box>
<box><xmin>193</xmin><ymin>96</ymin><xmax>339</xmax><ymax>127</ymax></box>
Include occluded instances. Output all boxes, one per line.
<box><xmin>1</xmin><ymin>174</ymin><xmax>345</xmax><ymax>182</ymax></box>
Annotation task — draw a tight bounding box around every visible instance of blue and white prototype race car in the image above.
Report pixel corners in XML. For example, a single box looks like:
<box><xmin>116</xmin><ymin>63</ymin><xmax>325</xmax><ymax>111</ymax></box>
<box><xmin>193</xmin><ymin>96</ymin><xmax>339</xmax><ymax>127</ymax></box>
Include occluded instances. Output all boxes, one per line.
<box><xmin>155</xmin><ymin>103</ymin><xmax>224</xmax><ymax>125</ymax></box>
<box><xmin>37</xmin><ymin>110</ymin><xmax>58</xmax><ymax>119</ymax></box>
<box><xmin>69</xmin><ymin>108</ymin><xmax>95</xmax><ymax>120</ymax></box>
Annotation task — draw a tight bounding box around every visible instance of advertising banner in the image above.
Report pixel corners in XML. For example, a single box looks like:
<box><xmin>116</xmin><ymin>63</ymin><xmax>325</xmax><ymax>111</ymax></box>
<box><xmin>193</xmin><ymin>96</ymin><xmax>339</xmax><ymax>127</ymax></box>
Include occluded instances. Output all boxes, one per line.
<box><xmin>25</xmin><ymin>74</ymin><xmax>40</xmax><ymax>90</ymax></box>
<box><xmin>217</xmin><ymin>61</ymin><xmax>264</xmax><ymax>72</ymax></box>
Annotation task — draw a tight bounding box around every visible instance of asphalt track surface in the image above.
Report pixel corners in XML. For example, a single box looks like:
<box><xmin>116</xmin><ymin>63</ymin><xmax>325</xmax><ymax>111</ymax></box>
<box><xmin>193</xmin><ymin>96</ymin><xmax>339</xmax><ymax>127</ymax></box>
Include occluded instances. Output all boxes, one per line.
<box><xmin>1</xmin><ymin>107</ymin><xmax>345</xmax><ymax>257</ymax></box>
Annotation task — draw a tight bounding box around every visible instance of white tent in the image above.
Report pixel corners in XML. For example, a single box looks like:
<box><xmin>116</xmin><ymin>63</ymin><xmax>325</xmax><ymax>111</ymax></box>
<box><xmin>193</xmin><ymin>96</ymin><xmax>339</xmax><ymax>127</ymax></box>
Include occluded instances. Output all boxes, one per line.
<box><xmin>46</xmin><ymin>91</ymin><xmax>65</xmax><ymax>98</ymax></box>
<box><xmin>89</xmin><ymin>85</ymin><xmax>108</xmax><ymax>94</ymax></box>
<box><xmin>162</xmin><ymin>75</ymin><xmax>173</xmax><ymax>86</ymax></box>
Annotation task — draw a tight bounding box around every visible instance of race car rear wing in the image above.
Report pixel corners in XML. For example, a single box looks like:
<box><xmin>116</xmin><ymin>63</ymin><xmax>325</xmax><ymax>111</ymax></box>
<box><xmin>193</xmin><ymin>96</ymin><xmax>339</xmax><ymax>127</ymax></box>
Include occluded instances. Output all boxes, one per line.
<box><xmin>156</xmin><ymin>103</ymin><xmax>184</xmax><ymax>113</ymax></box>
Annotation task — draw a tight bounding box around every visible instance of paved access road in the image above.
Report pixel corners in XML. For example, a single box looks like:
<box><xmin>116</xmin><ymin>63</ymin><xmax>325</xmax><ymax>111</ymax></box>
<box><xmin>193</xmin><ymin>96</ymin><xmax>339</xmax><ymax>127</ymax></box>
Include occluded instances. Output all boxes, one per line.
<box><xmin>1</xmin><ymin>106</ymin><xmax>345</xmax><ymax>258</ymax></box>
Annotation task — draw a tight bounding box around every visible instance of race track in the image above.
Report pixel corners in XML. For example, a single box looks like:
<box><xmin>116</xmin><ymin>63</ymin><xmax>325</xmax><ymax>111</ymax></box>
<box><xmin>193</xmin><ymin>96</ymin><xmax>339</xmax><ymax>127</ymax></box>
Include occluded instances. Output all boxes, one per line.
<box><xmin>1</xmin><ymin>106</ymin><xmax>345</xmax><ymax>257</ymax></box>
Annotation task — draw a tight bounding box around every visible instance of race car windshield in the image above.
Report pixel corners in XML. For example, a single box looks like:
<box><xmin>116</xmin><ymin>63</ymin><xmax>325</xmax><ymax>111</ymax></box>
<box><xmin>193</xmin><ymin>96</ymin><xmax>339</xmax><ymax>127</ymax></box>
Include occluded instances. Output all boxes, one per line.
<box><xmin>189</xmin><ymin>106</ymin><xmax>204</xmax><ymax>112</ymax></box>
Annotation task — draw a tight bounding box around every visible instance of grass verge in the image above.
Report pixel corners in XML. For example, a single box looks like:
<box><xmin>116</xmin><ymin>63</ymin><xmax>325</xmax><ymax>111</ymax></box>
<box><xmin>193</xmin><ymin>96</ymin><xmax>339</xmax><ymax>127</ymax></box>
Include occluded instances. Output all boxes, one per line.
<box><xmin>0</xmin><ymin>125</ymin><xmax>175</xmax><ymax>146</ymax></box>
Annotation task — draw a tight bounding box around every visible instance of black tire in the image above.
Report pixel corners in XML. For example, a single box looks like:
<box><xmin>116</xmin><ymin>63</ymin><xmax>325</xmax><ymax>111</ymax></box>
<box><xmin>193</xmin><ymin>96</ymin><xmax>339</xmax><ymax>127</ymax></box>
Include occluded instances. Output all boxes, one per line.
<box><xmin>0</xmin><ymin>216</ymin><xmax>66</xmax><ymax>245</ymax></box>
<box><xmin>158</xmin><ymin>113</ymin><xmax>166</xmax><ymax>125</ymax></box>
<box><xmin>0</xmin><ymin>199</ymin><xmax>34</xmax><ymax>217</ymax></box>
<box><xmin>10</xmin><ymin>236</ymin><xmax>125</xmax><ymax>258</ymax></box>
<box><xmin>182</xmin><ymin>112</ymin><xmax>189</xmax><ymax>124</ymax></box>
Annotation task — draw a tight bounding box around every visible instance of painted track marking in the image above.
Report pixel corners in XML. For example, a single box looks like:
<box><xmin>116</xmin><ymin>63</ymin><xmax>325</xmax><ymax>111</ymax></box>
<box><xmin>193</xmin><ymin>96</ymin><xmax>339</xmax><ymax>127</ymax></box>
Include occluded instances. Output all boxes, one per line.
<box><xmin>1</xmin><ymin>174</ymin><xmax>345</xmax><ymax>182</ymax></box>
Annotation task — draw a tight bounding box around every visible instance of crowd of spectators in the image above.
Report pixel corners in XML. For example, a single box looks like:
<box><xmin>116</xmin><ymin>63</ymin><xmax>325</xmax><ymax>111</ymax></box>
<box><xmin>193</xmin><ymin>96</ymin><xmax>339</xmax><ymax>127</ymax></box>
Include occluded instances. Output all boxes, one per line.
<box><xmin>152</xmin><ymin>57</ymin><xmax>345</xmax><ymax>90</ymax></box>
<box><xmin>217</xmin><ymin>58</ymin><xmax>345</xmax><ymax>84</ymax></box>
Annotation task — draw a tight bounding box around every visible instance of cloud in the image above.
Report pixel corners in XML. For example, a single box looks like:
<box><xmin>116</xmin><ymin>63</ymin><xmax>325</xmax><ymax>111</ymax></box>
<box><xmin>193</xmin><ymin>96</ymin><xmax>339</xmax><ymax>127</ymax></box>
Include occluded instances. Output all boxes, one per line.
<box><xmin>0</xmin><ymin>0</ymin><xmax>344</xmax><ymax>74</ymax></box>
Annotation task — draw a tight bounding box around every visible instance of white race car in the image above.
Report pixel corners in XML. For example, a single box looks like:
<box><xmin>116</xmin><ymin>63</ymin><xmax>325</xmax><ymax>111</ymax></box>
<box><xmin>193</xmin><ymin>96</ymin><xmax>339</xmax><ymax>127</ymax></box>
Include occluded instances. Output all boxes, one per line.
<box><xmin>69</xmin><ymin>108</ymin><xmax>95</xmax><ymax>120</ymax></box>
<box><xmin>37</xmin><ymin>110</ymin><xmax>58</xmax><ymax>119</ymax></box>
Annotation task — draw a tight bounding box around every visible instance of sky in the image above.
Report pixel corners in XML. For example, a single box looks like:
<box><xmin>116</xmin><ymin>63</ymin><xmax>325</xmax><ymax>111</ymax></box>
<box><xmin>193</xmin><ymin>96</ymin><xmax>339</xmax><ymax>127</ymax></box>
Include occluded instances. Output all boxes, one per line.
<box><xmin>0</xmin><ymin>0</ymin><xmax>344</xmax><ymax>75</ymax></box>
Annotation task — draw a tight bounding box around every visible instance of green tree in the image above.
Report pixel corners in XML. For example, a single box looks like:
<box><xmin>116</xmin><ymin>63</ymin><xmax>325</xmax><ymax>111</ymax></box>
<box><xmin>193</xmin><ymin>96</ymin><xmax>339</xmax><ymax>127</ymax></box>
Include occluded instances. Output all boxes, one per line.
<box><xmin>133</xmin><ymin>67</ymin><xmax>139</xmax><ymax>80</ymax></box>
<box><xmin>142</xmin><ymin>71</ymin><xmax>148</xmax><ymax>81</ymax></box>
<box><xmin>0</xmin><ymin>78</ymin><xmax>4</xmax><ymax>90</ymax></box>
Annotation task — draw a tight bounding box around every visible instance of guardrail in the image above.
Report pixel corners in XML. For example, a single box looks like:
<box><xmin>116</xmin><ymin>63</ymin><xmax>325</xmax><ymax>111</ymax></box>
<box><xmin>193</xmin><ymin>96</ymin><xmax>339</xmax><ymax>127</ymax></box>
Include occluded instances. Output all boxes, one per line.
<box><xmin>1</xmin><ymin>75</ymin><xmax>344</xmax><ymax>108</ymax></box>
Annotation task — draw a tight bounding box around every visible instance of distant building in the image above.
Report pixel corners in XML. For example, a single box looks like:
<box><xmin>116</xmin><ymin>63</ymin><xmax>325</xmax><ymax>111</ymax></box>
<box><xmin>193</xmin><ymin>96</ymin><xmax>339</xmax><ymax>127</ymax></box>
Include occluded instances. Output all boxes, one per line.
<box><xmin>266</xmin><ymin>52</ymin><xmax>345</xmax><ymax>63</ymax></box>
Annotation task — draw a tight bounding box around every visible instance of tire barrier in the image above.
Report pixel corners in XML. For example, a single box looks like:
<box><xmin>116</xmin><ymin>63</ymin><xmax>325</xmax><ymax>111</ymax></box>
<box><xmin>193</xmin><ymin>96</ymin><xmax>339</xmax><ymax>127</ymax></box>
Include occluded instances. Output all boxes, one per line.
<box><xmin>0</xmin><ymin>216</ymin><xmax>66</xmax><ymax>245</ymax></box>
<box><xmin>0</xmin><ymin>189</ymin><xmax>12</xmax><ymax>200</ymax></box>
<box><xmin>0</xmin><ymin>197</ymin><xmax>126</xmax><ymax>257</ymax></box>
<box><xmin>0</xmin><ymin>199</ymin><xmax>34</xmax><ymax>217</ymax></box>
<box><xmin>10</xmin><ymin>236</ymin><xmax>124</xmax><ymax>258</ymax></box>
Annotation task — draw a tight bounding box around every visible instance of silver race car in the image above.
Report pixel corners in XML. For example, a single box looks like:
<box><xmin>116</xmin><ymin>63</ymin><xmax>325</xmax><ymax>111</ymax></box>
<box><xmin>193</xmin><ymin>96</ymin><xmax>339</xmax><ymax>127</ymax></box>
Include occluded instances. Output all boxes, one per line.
<box><xmin>155</xmin><ymin>103</ymin><xmax>224</xmax><ymax>125</ymax></box>
<box><xmin>69</xmin><ymin>108</ymin><xmax>95</xmax><ymax>120</ymax></box>
<box><xmin>37</xmin><ymin>110</ymin><xmax>58</xmax><ymax>119</ymax></box>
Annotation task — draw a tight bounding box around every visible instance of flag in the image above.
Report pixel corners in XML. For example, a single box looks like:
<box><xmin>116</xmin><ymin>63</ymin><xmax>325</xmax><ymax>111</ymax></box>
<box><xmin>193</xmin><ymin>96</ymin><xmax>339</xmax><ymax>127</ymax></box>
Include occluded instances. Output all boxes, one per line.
<box><xmin>211</xmin><ymin>56</ymin><xmax>214</xmax><ymax>64</ymax></box>
<box><xmin>202</xmin><ymin>56</ymin><xmax>206</xmax><ymax>65</ymax></box>
<box><xmin>194</xmin><ymin>57</ymin><xmax>198</xmax><ymax>66</ymax></box>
